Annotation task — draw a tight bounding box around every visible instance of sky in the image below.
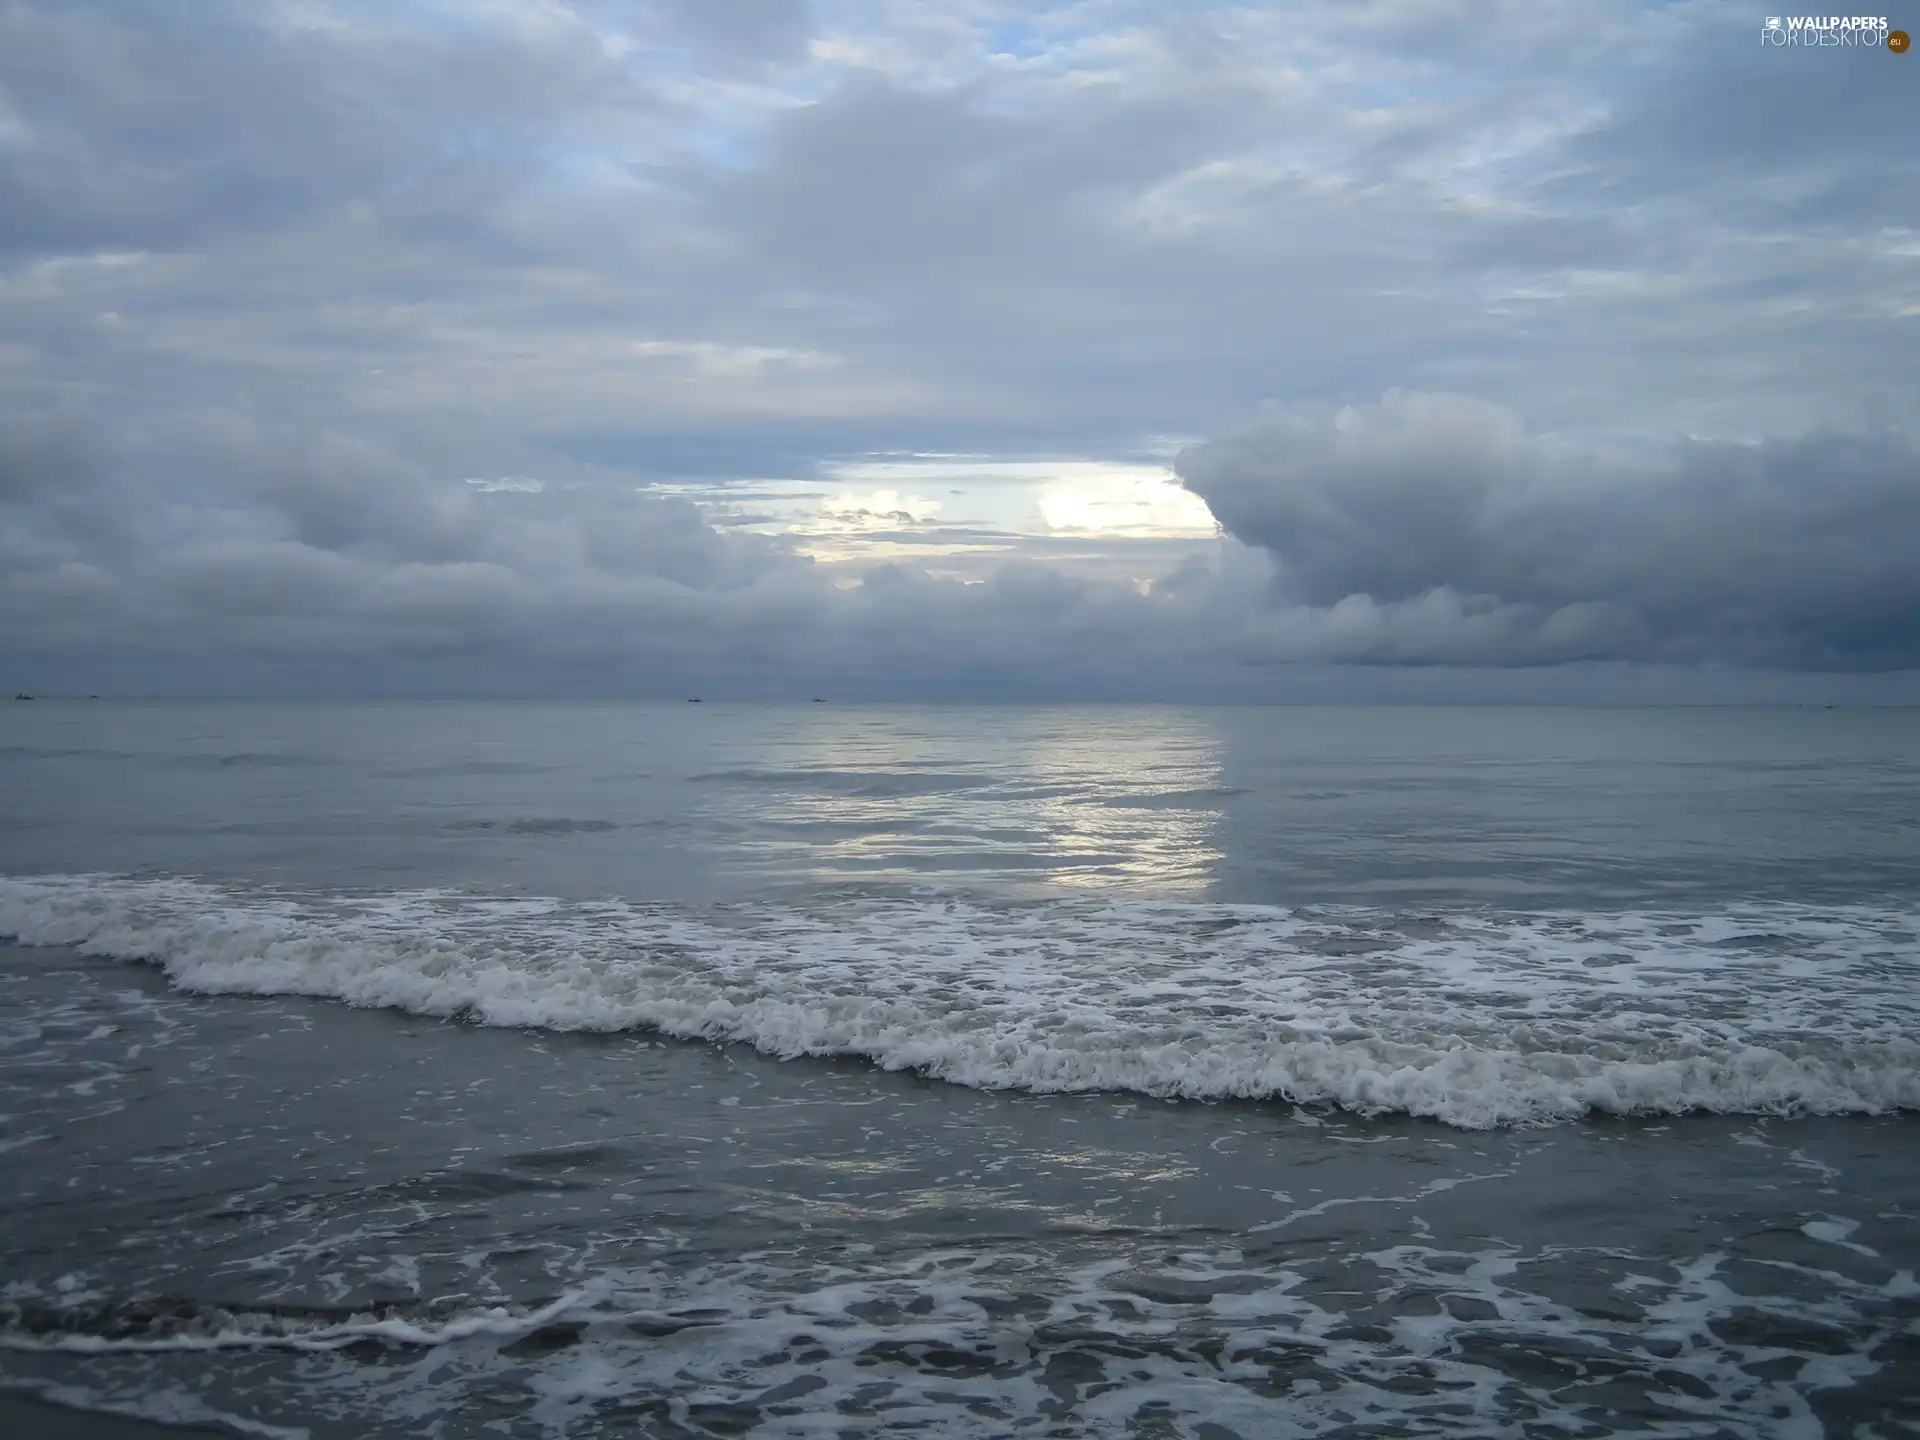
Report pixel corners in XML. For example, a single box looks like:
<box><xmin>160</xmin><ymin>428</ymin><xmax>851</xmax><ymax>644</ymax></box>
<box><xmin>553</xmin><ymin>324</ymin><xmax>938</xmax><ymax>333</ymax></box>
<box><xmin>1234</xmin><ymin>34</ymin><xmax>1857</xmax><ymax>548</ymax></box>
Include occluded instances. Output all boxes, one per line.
<box><xmin>1</xmin><ymin>0</ymin><xmax>1916</xmax><ymax>699</ymax></box>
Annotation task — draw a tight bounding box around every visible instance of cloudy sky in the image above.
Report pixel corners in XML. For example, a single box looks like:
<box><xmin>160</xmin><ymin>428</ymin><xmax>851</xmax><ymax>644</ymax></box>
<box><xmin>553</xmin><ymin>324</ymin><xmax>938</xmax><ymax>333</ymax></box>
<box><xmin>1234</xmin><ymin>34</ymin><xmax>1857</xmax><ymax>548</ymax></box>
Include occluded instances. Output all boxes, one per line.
<box><xmin>2</xmin><ymin>0</ymin><xmax>1915</xmax><ymax>698</ymax></box>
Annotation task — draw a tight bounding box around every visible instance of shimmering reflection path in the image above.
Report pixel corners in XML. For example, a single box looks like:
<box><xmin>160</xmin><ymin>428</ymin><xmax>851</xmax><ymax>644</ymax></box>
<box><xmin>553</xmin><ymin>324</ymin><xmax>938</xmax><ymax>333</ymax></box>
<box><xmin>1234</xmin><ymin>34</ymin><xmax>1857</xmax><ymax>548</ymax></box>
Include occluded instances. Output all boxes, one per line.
<box><xmin>690</xmin><ymin>707</ymin><xmax>1229</xmax><ymax>894</ymax></box>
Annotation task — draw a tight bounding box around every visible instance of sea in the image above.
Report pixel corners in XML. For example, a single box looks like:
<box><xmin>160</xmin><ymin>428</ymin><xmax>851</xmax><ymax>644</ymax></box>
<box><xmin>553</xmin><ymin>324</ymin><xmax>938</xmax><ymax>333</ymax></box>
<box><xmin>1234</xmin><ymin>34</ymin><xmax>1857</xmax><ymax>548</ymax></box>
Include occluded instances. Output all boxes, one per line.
<box><xmin>0</xmin><ymin>700</ymin><xmax>1915</xmax><ymax>1439</ymax></box>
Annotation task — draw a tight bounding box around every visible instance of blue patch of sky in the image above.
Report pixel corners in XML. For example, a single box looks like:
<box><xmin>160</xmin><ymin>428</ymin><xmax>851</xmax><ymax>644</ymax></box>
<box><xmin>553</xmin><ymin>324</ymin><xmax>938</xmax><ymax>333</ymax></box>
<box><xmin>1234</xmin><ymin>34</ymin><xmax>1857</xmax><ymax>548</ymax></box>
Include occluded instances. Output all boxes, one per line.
<box><xmin>987</xmin><ymin>19</ymin><xmax>1054</xmax><ymax>60</ymax></box>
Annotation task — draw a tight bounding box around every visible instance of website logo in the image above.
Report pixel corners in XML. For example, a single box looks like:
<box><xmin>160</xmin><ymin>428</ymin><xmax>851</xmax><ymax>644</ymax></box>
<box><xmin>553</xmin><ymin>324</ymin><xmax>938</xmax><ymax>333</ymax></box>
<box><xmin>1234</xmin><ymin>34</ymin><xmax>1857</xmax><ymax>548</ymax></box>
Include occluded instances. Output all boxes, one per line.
<box><xmin>1760</xmin><ymin>14</ymin><xmax>1897</xmax><ymax>45</ymax></box>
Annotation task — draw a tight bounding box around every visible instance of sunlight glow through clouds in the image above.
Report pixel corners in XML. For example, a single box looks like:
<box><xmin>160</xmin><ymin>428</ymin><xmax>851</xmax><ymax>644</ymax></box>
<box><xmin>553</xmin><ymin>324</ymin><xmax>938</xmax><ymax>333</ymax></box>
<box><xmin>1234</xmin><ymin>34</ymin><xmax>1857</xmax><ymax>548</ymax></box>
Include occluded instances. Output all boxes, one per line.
<box><xmin>667</xmin><ymin>458</ymin><xmax>1221</xmax><ymax>574</ymax></box>
<box><xmin>1035</xmin><ymin>466</ymin><xmax>1217</xmax><ymax>538</ymax></box>
<box><xmin>821</xmin><ymin>458</ymin><xmax>1218</xmax><ymax>539</ymax></box>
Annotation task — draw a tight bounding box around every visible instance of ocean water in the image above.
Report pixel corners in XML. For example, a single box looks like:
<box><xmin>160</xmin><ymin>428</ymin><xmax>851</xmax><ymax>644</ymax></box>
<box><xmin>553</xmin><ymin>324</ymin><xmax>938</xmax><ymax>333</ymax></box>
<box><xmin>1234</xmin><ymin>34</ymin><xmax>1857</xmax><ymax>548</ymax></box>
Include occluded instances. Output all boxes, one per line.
<box><xmin>1</xmin><ymin>700</ymin><xmax>1916</xmax><ymax>1438</ymax></box>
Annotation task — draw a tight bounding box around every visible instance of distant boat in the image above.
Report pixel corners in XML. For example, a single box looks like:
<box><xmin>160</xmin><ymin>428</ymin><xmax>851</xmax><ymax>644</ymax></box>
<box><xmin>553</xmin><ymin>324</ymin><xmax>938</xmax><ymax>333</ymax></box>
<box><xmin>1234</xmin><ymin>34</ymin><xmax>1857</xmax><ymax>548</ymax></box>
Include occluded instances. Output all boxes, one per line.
<box><xmin>12</xmin><ymin>693</ymin><xmax>32</xmax><ymax>701</ymax></box>
<box><xmin>687</xmin><ymin>698</ymin><xmax>701</xmax><ymax>703</ymax></box>
<box><xmin>812</xmin><ymin>698</ymin><xmax>825</xmax><ymax>703</ymax></box>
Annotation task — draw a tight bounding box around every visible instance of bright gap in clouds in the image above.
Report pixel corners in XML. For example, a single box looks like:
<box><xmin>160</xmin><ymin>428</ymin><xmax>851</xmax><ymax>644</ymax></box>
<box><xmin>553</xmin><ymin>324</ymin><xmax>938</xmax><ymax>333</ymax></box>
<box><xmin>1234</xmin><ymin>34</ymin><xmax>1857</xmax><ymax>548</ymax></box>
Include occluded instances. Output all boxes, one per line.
<box><xmin>691</xmin><ymin>458</ymin><xmax>1221</xmax><ymax>580</ymax></box>
<box><xmin>1032</xmin><ymin>466</ymin><xmax>1220</xmax><ymax>538</ymax></box>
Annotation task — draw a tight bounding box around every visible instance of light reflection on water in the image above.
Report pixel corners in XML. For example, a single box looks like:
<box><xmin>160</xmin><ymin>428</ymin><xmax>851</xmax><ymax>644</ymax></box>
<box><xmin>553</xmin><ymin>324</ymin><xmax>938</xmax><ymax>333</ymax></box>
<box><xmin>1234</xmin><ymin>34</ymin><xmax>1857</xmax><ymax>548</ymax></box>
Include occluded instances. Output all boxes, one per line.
<box><xmin>697</xmin><ymin>707</ymin><xmax>1230</xmax><ymax>894</ymax></box>
<box><xmin>1</xmin><ymin>699</ymin><xmax>1913</xmax><ymax>907</ymax></box>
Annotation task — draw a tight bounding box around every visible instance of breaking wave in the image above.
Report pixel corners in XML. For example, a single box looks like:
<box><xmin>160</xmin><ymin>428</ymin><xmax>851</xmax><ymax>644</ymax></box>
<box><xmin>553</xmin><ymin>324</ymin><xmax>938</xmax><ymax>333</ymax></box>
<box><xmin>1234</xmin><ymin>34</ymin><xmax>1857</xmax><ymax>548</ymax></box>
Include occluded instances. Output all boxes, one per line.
<box><xmin>2</xmin><ymin>875</ymin><xmax>1916</xmax><ymax>1130</ymax></box>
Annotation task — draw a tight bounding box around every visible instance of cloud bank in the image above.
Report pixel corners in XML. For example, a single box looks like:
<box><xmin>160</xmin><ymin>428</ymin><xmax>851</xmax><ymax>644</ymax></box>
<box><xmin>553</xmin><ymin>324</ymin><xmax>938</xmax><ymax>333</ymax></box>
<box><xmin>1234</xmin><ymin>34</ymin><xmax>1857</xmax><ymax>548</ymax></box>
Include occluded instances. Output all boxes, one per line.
<box><xmin>1178</xmin><ymin>393</ymin><xmax>1920</xmax><ymax>670</ymax></box>
<box><xmin>0</xmin><ymin>1</ymin><xmax>1913</xmax><ymax>697</ymax></box>
<box><xmin>4</xmin><ymin>396</ymin><xmax>1915</xmax><ymax>697</ymax></box>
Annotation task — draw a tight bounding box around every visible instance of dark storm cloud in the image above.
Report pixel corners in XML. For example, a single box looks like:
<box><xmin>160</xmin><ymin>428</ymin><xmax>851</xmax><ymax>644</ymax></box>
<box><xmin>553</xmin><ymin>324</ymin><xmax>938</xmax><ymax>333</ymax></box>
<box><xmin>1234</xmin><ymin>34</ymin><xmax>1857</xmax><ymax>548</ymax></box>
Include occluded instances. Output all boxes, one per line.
<box><xmin>1177</xmin><ymin>393</ymin><xmax>1920</xmax><ymax>669</ymax></box>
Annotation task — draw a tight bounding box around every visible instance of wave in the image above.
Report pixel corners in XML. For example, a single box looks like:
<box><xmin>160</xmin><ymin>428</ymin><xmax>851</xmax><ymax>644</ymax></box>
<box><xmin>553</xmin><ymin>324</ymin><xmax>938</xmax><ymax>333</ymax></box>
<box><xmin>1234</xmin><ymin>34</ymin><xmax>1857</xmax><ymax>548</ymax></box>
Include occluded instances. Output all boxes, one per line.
<box><xmin>689</xmin><ymin>768</ymin><xmax>998</xmax><ymax>797</ymax></box>
<box><xmin>381</xmin><ymin>760</ymin><xmax>558</xmax><ymax>778</ymax></box>
<box><xmin>445</xmin><ymin>818</ymin><xmax>620</xmax><ymax>834</ymax></box>
<box><xmin>163</xmin><ymin>752</ymin><xmax>332</xmax><ymax>769</ymax></box>
<box><xmin>1</xmin><ymin>1290</ymin><xmax>588</xmax><ymax>1355</ymax></box>
<box><xmin>2</xmin><ymin>875</ymin><xmax>1917</xmax><ymax>1129</ymax></box>
<box><xmin>1094</xmin><ymin>786</ymin><xmax>1251</xmax><ymax>809</ymax></box>
<box><xmin>0</xmin><ymin>745</ymin><xmax>125</xmax><ymax>760</ymax></box>
<box><xmin>0</xmin><ymin>747</ymin><xmax>328</xmax><ymax>768</ymax></box>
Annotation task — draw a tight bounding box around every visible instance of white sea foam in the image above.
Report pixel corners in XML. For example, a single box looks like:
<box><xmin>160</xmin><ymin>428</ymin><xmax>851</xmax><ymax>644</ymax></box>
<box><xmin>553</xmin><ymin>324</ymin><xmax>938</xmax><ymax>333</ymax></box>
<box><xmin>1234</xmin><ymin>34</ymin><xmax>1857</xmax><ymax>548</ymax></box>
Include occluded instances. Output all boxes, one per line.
<box><xmin>3</xmin><ymin>874</ymin><xmax>1917</xmax><ymax>1129</ymax></box>
<box><xmin>4</xmin><ymin>1240</ymin><xmax>1906</xmax><ymax>1439</ymax></box>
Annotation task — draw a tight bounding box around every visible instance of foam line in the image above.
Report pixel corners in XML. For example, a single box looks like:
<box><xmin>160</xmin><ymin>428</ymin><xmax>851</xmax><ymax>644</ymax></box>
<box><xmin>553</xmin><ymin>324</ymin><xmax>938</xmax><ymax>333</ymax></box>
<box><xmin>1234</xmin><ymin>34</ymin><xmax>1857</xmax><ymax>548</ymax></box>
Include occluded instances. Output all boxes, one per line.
<box><xmin>3</xmin><ymin>875</ymin><xmax>1916</xmax><ymax>1129</ymax></box>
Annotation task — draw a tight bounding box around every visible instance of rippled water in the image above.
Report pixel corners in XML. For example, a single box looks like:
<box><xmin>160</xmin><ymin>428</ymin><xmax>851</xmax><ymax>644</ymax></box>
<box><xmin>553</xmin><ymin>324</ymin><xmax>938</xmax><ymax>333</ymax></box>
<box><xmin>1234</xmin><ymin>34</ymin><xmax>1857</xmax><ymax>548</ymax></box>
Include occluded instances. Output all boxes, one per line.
<box><xmin>2</xmin><ymin>701</ymin><xmax>1916</xmax><ymax>1436</ymax></box>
